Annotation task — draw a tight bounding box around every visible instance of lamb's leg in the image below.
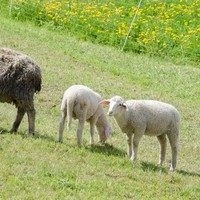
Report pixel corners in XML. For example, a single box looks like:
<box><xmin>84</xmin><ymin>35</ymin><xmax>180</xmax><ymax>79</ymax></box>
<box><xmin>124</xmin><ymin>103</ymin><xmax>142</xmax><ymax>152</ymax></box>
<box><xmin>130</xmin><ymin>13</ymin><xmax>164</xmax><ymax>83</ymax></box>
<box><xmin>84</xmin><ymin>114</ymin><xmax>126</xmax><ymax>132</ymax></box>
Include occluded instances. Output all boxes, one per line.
<box><xmin>89</xmin><ymin>117</ymin><xmax>98</xmax><ymax>145</ymax></box>
<box><xmin>26</xmin><ymin>107</ymin><xmax>36</xmax><ymax>135</ymax></box>
<box><xmin>58</xmin><ymin>110</ymin><xmax>67</xmax><ymax>143</ymax></box>
<box><xmin>10</xmin><ymin>107</ymin><xmax>25</xmax><ymax>133</ymax></box>
<box><xmin>67</xmin><ymin>117</ymin><xmax>72</xmax><ymax>131</ymax></box>
<box><xmin>126</xmin><ymin>134</ymin><xmax>133</xmax><ymax>158</ymax></box>
<box><xmin>131</xmin><ymin>132</ymin><xmax>143</xmax><ymax>161</ymax></box>
<box><xmin>167</xmin><ymin>132</ymin><xmax>179</xmax><ymax>171</ymax></box>
<box><xmin>76</xmin><ymin>109</ymin><xmax>87</xmax><ymax>146</ymax></box>
<box><xmin>77</xmin><ymin>120</ymin><xmax>85</xmax><ymax>146</ymax></box>
<box><xmin>157</xmin><ymin>134</ymin><xmax>167</xmax><ymax>166</ymax></box>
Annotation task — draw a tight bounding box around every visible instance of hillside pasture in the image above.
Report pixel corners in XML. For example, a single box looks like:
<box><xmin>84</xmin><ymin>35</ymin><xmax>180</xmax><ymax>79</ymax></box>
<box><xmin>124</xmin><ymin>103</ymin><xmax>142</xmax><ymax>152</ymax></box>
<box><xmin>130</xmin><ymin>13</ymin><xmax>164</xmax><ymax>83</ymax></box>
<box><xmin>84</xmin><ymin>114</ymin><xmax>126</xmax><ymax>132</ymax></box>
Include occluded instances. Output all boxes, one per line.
<box><xmin>0</xmin><ymin>13</ymin><xmax>200</xmax><ymax>200</ymax></box>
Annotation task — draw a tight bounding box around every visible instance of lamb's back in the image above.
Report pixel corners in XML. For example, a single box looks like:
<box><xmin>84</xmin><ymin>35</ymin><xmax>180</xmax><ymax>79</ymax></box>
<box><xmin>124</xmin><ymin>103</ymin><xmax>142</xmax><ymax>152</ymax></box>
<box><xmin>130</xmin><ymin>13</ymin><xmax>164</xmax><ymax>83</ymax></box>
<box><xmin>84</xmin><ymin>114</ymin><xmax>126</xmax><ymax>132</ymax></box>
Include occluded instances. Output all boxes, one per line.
<box><xmin>65</xmin><ymin>85</ymin><xmax>101</xmax><ymax>119</ymax></box>
<box><xmin>125</xmin><ymin>100</ymin><xmax>179</xmax><ymax>135</ymax></box>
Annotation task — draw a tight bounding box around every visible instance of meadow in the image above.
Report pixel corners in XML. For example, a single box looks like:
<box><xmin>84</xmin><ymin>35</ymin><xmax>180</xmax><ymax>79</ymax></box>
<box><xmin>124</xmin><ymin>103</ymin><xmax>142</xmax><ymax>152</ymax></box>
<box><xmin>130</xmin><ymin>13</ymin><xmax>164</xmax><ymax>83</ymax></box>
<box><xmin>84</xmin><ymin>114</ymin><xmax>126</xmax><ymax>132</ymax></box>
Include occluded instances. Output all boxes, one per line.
<box><xmin>0</xmin><ymin>1</ymin><xmax>200</xmax><ymax>200</ymax></box>
<box><xmin>4</xmin><ymin>0</ymin><xmax>200</xmax><ymax>66</ymax></box>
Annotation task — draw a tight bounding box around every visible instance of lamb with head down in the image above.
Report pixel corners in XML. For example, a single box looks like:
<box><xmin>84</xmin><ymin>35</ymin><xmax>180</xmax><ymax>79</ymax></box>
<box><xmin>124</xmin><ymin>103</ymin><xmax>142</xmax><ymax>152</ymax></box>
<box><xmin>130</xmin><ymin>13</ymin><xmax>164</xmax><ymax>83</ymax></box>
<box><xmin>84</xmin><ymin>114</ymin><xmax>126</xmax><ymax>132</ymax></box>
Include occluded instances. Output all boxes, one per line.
<box><xmin>100</xmin><ymin>96</ymin><xmax>180</xmax><ymax>171</ymax></box>
<box><xmin>58</xmin><ymin>85</ymin><xmax>111</xmax><ymax>146</ymax></box>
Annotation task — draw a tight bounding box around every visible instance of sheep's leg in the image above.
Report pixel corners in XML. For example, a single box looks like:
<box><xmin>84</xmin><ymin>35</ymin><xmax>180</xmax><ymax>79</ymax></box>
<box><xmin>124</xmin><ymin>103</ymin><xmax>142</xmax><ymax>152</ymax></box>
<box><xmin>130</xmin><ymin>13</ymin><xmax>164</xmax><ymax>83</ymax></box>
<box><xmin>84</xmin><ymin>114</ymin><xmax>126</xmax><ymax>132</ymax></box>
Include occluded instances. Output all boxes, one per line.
<box><xmin>126</xmin><ymin>134</ymin><xmax>133</xmax><ymax>158</ymax></box>
<box><xmin>89</xmin><ymin>117</ymin><xmax>98</xmax><ymax>145</ymax></box>
<box><xmin>77</xmin><ymin>119</ymin><xmax>85</xmax><ymax>146</ymax></box>
<box><xmin>66</xmin><ymin>100</ymin><xmax>74</xmax><ymax>131</ymax></box>
<box><xmin>76</xmin><ymin>109</ymin><xmax>87</xmax><ymax>146</ymax></box>
<box><xmin>58</xmin><ymin>110</ymin><xmax>67</xmax><ymax>143</ymax></box>
<box><xmin>167</xmin><ymin>132</ymin><xmax>179</xmax><ymax>171</ymax></box>
<box><xmin>131</xmin><ymin>133</ymin><xmax>143</xmax><ymax>161</ymax></box>
<box><xmin>67</xmin><ymin>117</ymin><xmax>72</xmax><ymax>131</ymax></box>
<box><xmin>26</xmin><ymin>107</ymin><xmax>36</xmax><ymax>135</ymax></box>
<box><xmin>89</xmin><ymin>122</ymin><xmax>95</xmax><ymax>145</ymax></box>
<box><xmin>10</xmin><ymin>107</ymin><xmax>25</xmax><ymax>133</ymax></box>
<box><xmin>157</xmin><ymin>134</ymin><xmax>167</xmax><ymax>166</ymax></box>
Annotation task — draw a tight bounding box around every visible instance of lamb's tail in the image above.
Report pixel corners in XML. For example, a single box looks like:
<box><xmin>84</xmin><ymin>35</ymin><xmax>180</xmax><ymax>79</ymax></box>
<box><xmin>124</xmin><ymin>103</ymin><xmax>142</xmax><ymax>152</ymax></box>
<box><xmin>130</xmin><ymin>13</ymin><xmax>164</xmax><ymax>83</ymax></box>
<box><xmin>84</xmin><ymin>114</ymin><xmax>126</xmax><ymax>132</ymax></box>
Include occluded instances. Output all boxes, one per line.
<box><xmin>67</xmin><ymin>99</ymin><xmax>74</xmax><ymax>130</ymax></box>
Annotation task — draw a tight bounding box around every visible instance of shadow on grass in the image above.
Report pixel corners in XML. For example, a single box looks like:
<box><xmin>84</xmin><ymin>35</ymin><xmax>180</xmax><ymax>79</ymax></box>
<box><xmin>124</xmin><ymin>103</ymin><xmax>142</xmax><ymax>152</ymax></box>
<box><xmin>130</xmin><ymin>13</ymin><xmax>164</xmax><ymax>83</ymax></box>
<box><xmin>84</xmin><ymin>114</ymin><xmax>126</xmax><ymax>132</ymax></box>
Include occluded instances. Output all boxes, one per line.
<box><xmin>141</xmin><ymin>161</ymin><xmax>200</xmax><ymax>177</ymax></box>
<box><xmin>177</xmin><ymin>169</ymin><xmax>200</xmax><ymax>177</ymax></box>
<box><xmin>31</xmin><ymin>132</ymin><xmax>56</xmax><ymax>142</ymax></box>
<box><xmin>0</xmin><ymin>128</ymin><xmax>8</xmax><ymax>134</ymax></box>
<box><xmin>141</xmin><ymin>161</ymin><xmax>168</xmax><ymax>174</ymax></box>
<box><xmin>0</xmin><ymin>127</ymin><xmax>56</xmax><ymax>142</ymax></box>
<box><xmin>85</xmin><ymin>143</ymin><xmax>126</xmax><ymax>157</ymax></box>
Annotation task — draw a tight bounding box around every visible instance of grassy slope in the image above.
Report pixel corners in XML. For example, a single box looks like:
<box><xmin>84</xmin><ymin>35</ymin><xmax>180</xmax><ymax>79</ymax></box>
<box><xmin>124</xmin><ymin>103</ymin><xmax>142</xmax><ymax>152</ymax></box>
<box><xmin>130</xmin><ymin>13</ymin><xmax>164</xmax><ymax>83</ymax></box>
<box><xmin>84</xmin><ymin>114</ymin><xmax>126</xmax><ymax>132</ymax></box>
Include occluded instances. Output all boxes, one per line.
<box><xmin>0</xmin><ymin>16</ymin><xmax>200</xmax><ymax>199</ymax></box>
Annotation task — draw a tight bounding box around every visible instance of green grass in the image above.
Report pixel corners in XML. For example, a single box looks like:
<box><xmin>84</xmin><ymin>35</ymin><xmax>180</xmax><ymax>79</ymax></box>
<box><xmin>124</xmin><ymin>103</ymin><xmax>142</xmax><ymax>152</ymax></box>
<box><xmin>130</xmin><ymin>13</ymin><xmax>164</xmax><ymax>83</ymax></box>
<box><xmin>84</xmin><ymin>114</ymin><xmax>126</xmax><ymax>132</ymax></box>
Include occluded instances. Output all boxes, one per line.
<box><xmin>0</xmin><ymin>15</ymin><xmax>200</xmax><ymax>199</ymax></box>
<box><xmin>1</xmin><ymin>0</ymin><xmax>199</xmax><ymax>65</ymax></box>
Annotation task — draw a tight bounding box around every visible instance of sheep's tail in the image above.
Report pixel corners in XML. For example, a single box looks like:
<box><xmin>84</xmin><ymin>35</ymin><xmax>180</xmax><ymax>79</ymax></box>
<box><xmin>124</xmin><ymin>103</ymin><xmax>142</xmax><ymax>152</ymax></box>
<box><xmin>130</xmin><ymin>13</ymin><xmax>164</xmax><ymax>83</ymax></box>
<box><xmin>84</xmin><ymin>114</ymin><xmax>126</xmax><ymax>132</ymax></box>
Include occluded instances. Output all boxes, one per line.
<box><xmin>67</xmin><ymin>99</ymin><xmax>74</xmax><ymax>130</ymax></box>
<box><xmin>34</xmin><ymin>64</ymin><xmax>42</xmax><ymax>93</ymax></box>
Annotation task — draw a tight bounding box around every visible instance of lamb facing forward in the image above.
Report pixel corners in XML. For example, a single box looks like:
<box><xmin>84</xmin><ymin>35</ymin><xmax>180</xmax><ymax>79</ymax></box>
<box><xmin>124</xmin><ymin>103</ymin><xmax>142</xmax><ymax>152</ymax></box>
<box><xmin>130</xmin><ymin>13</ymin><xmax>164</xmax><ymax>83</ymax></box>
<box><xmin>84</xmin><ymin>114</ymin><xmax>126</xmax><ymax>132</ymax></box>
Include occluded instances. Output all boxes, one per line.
<box><xmin>100</xmin><ymin>96</ymin><xmax>180</xmax><ymax>171</ymax></box>
<box><xmin>58</xmin><ymin>85</ymin><xmax>111</xmax><ymax>145</ymax></box>
<box><xmin>0</xmin><ymin>48</ymin><xmax>42</xmax><ymax>134</ymax></box>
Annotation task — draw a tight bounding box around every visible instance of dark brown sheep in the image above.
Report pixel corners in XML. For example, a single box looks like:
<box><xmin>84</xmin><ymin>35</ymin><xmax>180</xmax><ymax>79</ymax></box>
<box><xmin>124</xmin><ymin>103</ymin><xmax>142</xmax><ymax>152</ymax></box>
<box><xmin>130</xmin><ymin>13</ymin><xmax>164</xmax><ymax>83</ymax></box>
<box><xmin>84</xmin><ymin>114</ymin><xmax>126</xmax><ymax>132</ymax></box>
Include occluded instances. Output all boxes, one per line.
<box><xmin>0</xmin><ymin>48</ymin><xmax>42</xmax><ymax>134</ymax></box>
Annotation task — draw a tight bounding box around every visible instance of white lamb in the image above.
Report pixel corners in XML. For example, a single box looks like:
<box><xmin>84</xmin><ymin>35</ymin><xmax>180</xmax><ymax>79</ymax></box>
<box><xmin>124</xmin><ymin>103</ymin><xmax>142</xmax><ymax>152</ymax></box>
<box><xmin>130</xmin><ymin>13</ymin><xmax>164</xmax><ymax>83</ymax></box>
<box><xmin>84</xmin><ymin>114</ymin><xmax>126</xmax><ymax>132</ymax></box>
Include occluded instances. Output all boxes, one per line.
<box><xmin>100</xmin><ymin>96</ymin><xmax>180</xmax><ymax>171</ymax></box>
<box><xmin>58</xmin><ymin>85</ymin><xmax>111</xmax><ymax>146</ymax></box>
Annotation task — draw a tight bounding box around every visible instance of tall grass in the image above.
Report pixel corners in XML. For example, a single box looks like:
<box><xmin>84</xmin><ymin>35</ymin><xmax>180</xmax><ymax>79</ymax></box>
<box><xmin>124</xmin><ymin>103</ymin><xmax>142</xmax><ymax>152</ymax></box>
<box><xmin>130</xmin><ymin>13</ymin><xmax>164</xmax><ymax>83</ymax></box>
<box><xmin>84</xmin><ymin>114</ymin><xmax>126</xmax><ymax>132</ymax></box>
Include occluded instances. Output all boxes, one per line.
<box><xmin>4</xmin><ymin>0</ymin><xmax>200</xmax><ymax>66</ymax></box>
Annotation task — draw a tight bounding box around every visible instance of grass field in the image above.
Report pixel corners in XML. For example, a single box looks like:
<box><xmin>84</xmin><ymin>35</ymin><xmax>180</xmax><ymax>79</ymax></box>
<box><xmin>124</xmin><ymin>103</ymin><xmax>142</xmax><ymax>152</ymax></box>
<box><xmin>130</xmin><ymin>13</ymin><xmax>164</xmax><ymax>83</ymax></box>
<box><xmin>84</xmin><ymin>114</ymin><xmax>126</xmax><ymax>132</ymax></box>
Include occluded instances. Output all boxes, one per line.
<box><xmin>2</xmin><ymin>0</ymin><xmax>200</xmax><ymax>65</ymax></box>
<box><xmin>0</xmin><ymin>13</ymin><xmax>200</xmax><ymax>200</ymax></box>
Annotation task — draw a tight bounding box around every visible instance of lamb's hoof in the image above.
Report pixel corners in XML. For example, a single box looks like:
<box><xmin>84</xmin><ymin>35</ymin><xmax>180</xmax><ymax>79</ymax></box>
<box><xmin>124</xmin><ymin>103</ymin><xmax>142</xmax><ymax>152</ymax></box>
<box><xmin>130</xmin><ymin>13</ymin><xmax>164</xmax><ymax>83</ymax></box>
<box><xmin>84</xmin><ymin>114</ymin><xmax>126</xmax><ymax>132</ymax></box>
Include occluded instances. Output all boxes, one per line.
<box><xmin>169</xmin><ymin>167</ymin><xmax>176</xmax><ymax>172</ymax></box>
<box><xmin>98</xmin><ymin>140</ymin><xmax>105</xmax><ymax>144</ymax></box>
<box><xmin>158</xmin><ymin>161</ymin><xmax>163</xmax><ymax>166</ymax></box>
<box><xmin>90</xmin><ymin>142</ymin><xmax>94</xmax><ymax>146</ymax></box>
<box><xmin>58</xmin><ymin>137</ymin><xmax>63</xmax><ymax>143</ymax></box>
<box><xmin>130</xmin><ymin>156</ymin><xmax>136</xmax><ymax>161</ymax></box>
<box><xmin>77</xmin><ymin>143</ymin><xmax>82</xmax><ymax>147</ymax></box>
<box><xmin>90</xmin><ymin>141</ymin><xmax>94</xmax><ymax>146</ymax></box>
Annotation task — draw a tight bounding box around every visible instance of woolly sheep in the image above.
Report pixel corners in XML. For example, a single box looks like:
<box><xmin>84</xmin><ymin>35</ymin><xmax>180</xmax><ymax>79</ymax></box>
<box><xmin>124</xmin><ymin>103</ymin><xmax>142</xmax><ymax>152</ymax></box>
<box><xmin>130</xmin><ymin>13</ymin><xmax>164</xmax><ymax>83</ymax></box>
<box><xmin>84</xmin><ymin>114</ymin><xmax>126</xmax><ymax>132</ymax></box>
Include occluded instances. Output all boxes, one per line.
<box><xmin>100</xmin><ymin>96</ymin><xmax>180</xmax><ymax>171</ymax></box>
<box><xmin>0</xmin><ymin>48</ymin><xmax>42</xmax><ymax>134</ymax></box>
<box><xmin>58</xmin><ymin>85</ymin><xmax>111</xmax><ymax>145</ymax></box>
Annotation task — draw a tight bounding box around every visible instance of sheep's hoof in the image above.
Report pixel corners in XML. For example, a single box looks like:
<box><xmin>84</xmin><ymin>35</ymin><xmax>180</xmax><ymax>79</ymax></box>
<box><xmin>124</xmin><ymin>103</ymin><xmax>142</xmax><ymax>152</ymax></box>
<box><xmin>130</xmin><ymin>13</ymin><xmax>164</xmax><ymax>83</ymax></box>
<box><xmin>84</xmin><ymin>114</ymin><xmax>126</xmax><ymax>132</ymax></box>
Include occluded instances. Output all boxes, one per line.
<box><xmin>90</xmin><ymin>140</ymin><xmax>94</xmax><ymax>145</ymax></box>
<box><xmin>158</xmin><ymin>161</ymin><xmax>163</xmax><ymax>166</ymax></box>
<box><xmin>169</xmin><ymin>167</ymin><xmax>176</xmax><ymax>172</ymax></box>
<box><xmin>77</xmin><ymin>142</ymin><xmax>82</xmax><ymax>147</ymax></box>
<box><xmin>99</xmin><ymin>141</ymin><xmax>106</xmax><ymax>145</ymax></box>
<box><xmin>9</xmin><ymin>129</ymin><xmax>16</xmax><ymax>133</ymax></box>
<box><xmin>58</xmin><ymin>138</ymin><xmax>63</xmax><ymax>143</ymax></box>
<box><xmin>130</xmin><ymin>156</ymin><xmax>136</xmax><ymax>161</ymax></box>
<box><xmin>28</xmin><ymin>132</ymin><xmax>35</xmax><ymax>136</ymax></box>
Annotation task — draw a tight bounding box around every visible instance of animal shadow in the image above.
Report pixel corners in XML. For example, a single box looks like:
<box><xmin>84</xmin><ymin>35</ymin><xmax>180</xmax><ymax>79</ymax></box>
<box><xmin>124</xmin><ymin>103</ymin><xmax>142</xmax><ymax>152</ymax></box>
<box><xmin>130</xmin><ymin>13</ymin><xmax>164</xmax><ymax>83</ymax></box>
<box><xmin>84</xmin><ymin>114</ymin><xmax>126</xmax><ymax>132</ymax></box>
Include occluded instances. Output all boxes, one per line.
<box><xmin>141</xmin><ymin>161</ymin><xmax>200</xmax><ymax>177</ymax></box>
<box><xmin>30</xmin><ymin>132</ymin><xmax>56</xmax><ymax>142</ymax></box>
<box><xmin>141</xmin><ymin>161</ymin><xmax>168</xmax><ymax>173</ymax></box>
<box><xmin>0</xmin><ymin>128</ymin><xmax>56</xmax><ymax>142</ymax></box>
<box><xmin>85</xmin><ymin>143</ymin><xmax>126</xmax><ymax>157</ymax></box>
<box><xmin>0</xmin><ymin>128</ymin><xmax>8</xmax><ymax>134</ymax></box>
<box><xmin>177</xmin><ymin>169</ymin><xmax>200</xmax><ymax>177</ymax></box>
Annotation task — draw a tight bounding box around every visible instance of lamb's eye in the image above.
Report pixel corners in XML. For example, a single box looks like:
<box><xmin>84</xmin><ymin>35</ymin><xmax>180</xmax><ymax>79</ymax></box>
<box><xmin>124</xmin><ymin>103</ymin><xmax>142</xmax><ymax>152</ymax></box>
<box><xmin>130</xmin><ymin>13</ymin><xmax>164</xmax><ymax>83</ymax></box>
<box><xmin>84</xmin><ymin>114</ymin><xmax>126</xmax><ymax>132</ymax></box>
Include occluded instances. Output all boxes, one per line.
<box><xmin>119</xmin><ymin>104</ymin><xmax>122</xmax><ymax>106</ymax></box>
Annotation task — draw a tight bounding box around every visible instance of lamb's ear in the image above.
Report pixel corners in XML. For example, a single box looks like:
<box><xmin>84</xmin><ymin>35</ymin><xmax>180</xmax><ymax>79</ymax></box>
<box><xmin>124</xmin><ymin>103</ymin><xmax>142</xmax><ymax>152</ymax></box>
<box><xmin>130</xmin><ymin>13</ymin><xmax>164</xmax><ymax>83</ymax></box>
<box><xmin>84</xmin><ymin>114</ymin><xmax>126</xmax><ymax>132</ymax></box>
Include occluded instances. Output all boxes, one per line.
<box><xmin>122</xmin><ymin>103</ymin><xmax>127</xmax><ymax>109</ymax></box>
<box><xmin>99</xmin><ymin>100</ymin><xmax>110</xmax><ymax>105</ymax></box>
